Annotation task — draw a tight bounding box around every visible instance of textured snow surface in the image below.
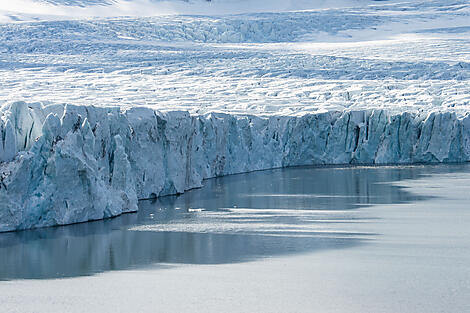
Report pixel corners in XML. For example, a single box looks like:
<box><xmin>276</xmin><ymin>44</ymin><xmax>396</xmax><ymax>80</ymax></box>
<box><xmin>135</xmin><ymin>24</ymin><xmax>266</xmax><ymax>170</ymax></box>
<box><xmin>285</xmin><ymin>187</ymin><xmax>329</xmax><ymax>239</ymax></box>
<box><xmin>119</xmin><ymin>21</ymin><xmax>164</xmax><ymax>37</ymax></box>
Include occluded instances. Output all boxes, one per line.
<box><xmin>0</xmin><ymin>0</ymin><xmax>412</xmax><ymax>22</ymax></box>
<box><xmin>0</xmin><ymin>0</ymin><xmax>469</xmax><ymax>115</ymax></box>
<box><xmin>0</xmin><ymin>0</ymin><xmax>469</xmax><ymax>230</ymax></box>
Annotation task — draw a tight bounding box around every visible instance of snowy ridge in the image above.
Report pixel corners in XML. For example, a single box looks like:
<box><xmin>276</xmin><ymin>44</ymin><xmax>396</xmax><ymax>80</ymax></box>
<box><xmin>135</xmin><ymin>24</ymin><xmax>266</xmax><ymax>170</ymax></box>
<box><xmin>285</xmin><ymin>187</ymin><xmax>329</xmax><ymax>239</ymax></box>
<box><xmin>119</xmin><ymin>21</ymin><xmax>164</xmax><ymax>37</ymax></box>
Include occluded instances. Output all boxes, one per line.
<box><xmin>1</xmin><ymin>102</ymin><xmax>470</xmax><ymax>231</ymax></box>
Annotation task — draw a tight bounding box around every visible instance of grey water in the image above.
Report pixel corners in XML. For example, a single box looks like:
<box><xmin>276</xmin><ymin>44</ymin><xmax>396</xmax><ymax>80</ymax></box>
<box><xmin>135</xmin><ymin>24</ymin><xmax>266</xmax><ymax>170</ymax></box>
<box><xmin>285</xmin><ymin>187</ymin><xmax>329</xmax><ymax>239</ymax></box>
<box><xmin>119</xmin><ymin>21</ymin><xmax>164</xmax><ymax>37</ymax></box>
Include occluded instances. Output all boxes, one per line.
<box><xmin>0</xmin><ymin>164</ymin><xmax>468</xmax><ymax>280</ymax></box>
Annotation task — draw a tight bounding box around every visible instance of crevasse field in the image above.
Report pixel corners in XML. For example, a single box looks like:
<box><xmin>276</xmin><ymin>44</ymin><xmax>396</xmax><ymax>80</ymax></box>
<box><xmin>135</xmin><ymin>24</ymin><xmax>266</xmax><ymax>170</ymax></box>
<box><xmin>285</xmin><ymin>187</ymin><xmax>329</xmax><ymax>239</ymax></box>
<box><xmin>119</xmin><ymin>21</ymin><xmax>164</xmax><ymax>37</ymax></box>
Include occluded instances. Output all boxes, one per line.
<box><xmin>0</xmin><ymin>0</ymin><xmax>469</xmax><ymax>231</ymax></box>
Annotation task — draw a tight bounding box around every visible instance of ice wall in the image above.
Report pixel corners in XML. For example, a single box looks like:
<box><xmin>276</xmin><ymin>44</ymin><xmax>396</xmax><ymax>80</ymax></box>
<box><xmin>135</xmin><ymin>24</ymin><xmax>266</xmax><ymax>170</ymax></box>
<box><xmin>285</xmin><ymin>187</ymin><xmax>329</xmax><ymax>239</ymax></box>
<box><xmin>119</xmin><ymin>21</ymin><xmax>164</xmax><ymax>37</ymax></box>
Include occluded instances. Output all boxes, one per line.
<box><xmin>1</xmin><ymin>101</ymin><xmax>469</xmax><ymax>231</ymax></box>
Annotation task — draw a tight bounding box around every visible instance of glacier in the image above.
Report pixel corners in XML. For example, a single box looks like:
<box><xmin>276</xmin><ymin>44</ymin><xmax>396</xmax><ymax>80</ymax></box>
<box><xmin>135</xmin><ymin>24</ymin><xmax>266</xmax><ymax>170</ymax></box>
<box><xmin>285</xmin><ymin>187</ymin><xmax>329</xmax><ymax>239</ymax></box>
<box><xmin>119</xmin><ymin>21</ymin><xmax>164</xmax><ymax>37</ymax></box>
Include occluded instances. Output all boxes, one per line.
<box><xmin>0</xmin><ymin>0</ymin><xmax>469</xmax><ymax>231</ymax></box>
<box><xmin>1</xmin><ymin>101</ymin><xmax>470</xmax><ymax>231</ymax></box>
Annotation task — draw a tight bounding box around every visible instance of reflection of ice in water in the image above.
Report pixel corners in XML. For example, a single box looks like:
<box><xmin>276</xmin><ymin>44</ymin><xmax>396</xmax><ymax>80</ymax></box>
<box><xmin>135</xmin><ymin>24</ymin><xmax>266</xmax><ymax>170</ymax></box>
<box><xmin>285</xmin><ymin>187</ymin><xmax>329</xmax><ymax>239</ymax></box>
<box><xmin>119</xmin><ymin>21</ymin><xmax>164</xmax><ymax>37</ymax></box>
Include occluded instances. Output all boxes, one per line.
<box><xmin>131</xmin><ymin>206</ymin><xmax>368</xmax><ymax>237</ymax></box>
<box><xmin>133</xmin><ymin>165</ymin><xmax>431</xmax><ymax>236</ymax></box>
<box><xmin>0</xmin><ymin>164</ymin><xmax>468</xmax><ymax>280</ymax></box>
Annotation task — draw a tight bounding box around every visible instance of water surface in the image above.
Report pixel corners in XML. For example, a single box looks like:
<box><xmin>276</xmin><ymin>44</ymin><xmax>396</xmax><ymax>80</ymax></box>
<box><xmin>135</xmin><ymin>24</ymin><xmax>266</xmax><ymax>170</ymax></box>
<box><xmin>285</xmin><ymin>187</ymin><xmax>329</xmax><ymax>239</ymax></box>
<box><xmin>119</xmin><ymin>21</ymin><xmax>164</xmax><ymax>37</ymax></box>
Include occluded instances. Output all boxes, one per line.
<box><xmin>0</xmin><ymin>164</ymin><xmax>468</xmax><ymax>280</ymax></box>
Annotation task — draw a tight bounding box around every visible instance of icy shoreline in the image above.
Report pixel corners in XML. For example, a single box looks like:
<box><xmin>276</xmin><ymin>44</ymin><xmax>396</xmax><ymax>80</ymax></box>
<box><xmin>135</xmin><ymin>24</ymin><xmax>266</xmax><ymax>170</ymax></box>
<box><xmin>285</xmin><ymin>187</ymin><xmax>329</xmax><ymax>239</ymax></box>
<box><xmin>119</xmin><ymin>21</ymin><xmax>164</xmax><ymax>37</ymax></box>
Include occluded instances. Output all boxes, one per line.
<box><xmin>0</xmin><ymin>101</ymin><xmax>469</xmax><ymax>231</ymax></box>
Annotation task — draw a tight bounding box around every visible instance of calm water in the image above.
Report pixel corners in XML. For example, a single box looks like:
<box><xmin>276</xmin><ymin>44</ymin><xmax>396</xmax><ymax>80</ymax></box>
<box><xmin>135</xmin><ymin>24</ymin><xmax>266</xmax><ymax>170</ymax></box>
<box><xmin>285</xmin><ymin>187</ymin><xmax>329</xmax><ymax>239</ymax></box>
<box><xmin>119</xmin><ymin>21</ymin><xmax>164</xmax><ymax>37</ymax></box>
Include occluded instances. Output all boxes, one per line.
<box><xmin>0</xmin><ymin>164</ymin><xmax>468</xmax><ymax>280</ymax></box>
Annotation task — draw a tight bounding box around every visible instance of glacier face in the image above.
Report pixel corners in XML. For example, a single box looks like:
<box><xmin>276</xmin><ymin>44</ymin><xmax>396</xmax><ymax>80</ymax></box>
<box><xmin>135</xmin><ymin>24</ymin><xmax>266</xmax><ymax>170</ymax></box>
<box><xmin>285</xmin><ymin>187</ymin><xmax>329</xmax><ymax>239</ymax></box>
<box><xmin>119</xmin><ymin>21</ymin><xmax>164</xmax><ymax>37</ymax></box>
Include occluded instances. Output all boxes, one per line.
<box><xmin>1</xmin><ymin>101</ymin><xmax>470</xmax><ymax>231</ymax></box>
<box><xmin>0</xmin><ymin>1</ymin><xmax>469</xmax><ymax>232</ymax></box>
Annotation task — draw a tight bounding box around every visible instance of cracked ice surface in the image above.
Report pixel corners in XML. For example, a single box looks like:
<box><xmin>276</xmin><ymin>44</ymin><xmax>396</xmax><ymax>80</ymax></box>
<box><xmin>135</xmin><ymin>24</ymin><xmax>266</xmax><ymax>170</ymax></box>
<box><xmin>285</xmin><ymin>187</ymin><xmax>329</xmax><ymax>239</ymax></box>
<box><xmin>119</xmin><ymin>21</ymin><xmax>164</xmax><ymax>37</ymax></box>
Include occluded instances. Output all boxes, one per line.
<box><xmin>0</xmin><ymin>0</ymin><xmax>469</xmax><ymax>116</ymax></box>
<box><xmin>0</xmin><ymin>0</ymin><xmax>470</xmax><ymax>230</ymax></box>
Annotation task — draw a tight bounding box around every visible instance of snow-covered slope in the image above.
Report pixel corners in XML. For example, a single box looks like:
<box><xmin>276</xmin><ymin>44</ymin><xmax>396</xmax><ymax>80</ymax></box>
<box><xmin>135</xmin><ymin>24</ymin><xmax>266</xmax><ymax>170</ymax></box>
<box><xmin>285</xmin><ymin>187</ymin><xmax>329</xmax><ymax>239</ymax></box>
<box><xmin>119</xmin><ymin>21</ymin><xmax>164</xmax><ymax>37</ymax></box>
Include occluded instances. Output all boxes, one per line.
<box><xmin>1</xmin><ymin>0</ymin><xmax>469</xmax><ymax>115</ymax></box>
<box><xmin>0</xmin><ymin>0</ymin><xmax>469</xmax><ymax>230</ymax></box>
<box><xmin>0</xmin><ymin>0</ymin><xmax>403</xmax><ymax>22</ymax></box>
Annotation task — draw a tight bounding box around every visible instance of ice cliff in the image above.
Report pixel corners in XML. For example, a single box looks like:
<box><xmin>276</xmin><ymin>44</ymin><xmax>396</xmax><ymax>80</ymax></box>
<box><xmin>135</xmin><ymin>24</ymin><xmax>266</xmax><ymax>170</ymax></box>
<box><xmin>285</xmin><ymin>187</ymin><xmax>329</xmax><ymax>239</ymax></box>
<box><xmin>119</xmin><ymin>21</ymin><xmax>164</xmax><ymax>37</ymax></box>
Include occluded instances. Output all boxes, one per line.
<box><xmin>1</xmin><ymin>101</ymin><xmax>469</xmax><ymax>231</ymax></box>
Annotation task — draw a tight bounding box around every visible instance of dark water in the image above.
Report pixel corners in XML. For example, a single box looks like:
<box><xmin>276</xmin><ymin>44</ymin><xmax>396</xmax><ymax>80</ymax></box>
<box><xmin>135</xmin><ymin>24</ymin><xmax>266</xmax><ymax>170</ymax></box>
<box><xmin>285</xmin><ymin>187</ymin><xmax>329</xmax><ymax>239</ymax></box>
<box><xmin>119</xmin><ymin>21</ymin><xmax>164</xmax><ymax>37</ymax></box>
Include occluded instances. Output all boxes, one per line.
<box><xmin>0</xmin><ymin>164</ymin><xmax>468</xmax><ymax>280</ymax></box>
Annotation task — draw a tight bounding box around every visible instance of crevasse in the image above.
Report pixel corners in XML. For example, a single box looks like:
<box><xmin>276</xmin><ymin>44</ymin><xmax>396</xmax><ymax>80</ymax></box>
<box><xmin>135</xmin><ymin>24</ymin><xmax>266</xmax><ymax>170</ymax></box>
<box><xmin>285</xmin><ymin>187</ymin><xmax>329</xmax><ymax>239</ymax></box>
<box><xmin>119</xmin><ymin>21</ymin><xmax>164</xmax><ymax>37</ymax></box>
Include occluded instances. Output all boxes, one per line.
<box><xmin>0</xmin><ymin>101</ymin><xmax>469</xmax><ymax>231</ymax></box>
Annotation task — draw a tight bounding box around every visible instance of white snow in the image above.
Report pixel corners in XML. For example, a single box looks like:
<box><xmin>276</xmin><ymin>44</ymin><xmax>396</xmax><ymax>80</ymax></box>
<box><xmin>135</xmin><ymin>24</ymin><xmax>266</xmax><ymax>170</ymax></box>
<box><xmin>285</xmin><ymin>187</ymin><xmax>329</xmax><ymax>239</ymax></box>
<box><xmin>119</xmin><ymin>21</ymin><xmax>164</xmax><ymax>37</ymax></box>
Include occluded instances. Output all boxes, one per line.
<box><xmin>0</xmin><ymin>0</ymin><xmax>469</xmax><ymax>115</ymax></box>
<box><xmin>0</xmin><ymin>0</ymin><xmax>409</xmax><ymax>22</ymax></box>
<box><xmin>0</xmin><ymin>0</ymin><xmax>469</xmax><ymax>230</ymax></box>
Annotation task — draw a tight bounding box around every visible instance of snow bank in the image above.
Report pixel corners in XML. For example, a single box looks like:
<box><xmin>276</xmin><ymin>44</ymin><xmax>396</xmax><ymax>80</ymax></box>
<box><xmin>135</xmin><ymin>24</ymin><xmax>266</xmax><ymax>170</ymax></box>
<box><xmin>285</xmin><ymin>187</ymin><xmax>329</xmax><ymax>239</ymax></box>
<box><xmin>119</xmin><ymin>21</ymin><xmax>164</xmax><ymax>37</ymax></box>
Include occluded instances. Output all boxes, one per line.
<box><xmin>1</xmin><ymin>101</ymin><xmax>469</xmax><ymax>231</ymax></box>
